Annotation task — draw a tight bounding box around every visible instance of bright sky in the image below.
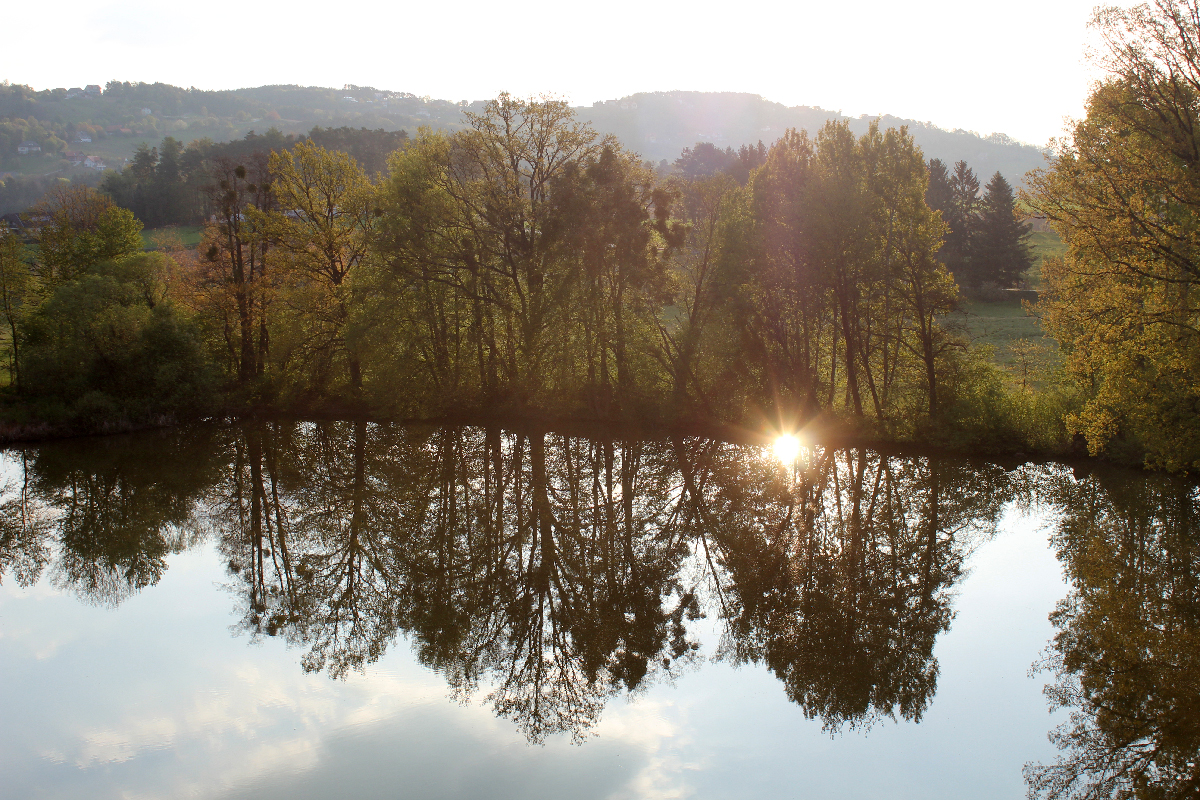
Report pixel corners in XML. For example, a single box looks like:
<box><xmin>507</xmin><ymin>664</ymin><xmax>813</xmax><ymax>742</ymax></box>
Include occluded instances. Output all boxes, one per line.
<box><xmin>3</xmin><ymin>0</ymin><xmax>1114</xmax><ymax>147</ymax></box>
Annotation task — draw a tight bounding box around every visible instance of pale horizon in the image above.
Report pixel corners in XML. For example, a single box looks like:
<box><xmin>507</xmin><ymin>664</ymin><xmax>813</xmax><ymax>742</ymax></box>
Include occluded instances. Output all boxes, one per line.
<box><xmin>1</xmin><ymin>0</ymin><xmax>1121</xmax><ymax>148</ymax></box>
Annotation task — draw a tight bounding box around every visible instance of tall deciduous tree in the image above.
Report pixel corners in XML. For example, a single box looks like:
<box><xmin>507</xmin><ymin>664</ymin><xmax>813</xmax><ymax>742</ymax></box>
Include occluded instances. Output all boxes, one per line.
<box><xmin>744</xmin><ymin>121</ymin><xmax>959</xmax><ymax>425</ymax></box>
<box><xmin>0</xmin><ymin>226</ymin><xmax>32</xmax><ymax>386</ymax></box>
<box><xmin>376</xmin><ymin>94</ymin><xmax>676</xmax><ymax>411</ymax></box>
<box><xmin>33</xmin><ymin>185</ymin><xmax>143</xmax><ymax>284</ymax></box>
<box><xmin>658</xmin><ymin>171</ymin><xmax>744</xmax><ymax>414</ymax></box>
<box><xmin>198</xmin><ymin>156</ymin><xmax>274</xmax><ymax>386</ymax></box>
<box><xmin>1028</xmin><ymin>0</ymin><xmax>1200</xmax><ymax>469</ymax></box>
<box><xmin>261</xmin><ymin>141</ymin><xmax>376</xmax><ymax>399</ymax></box>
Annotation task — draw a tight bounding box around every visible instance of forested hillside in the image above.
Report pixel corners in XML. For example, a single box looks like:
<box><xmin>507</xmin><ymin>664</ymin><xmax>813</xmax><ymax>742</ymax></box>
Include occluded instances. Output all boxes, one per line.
<box><xmin>0</xmin><ymin>82</ymin><xmax>1045</xmax><ymax>190</ymax></box>
<box><xmin>580</xmin><ymin>91</ymin><xmax>1047</xmax><ymax>182</ymax></box>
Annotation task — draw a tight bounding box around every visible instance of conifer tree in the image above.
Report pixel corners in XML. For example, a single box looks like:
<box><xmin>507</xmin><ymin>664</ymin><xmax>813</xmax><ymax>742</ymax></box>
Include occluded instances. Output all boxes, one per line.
<box><xmin>975</xmin><ymin>171</ymin><xmax>1031</xmax><ymax>287</ymax></box>
<box><xmin>943</xmin><ymin>161</ymin><xmax>980</xmax><ymax>286</ymax></box>
<box><xmin>925</xmin><ymin>158</ymin><xmax>953</xmax><ymax>217</ymax></box>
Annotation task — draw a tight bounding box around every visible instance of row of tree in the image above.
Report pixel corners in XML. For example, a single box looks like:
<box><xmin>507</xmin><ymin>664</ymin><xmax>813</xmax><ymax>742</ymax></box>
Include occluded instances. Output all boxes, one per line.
<box><xmin>99</xmin><ymin>126</ymin><xmax>411</xmax><ymax>227</ymax></box>
<box><xmin>0</xmin><ymin>93</ymin><xmax>1056</xmax><ymax>453</ymax></box>
<box><xmin>199</xmin><ymin>98</ymin><xmax>968</xmax><ymax>430</ymax></box>
<box><xmin>1</xmin><ymin>97</ymin><xmax>979</xmax><ymax>434</ymax></box>
<box><xmin>927</xmin><ymin>158</ymin><xmax>1033</xmax><ymax>290</ymax></box>
<box><xmin>0</xmin><ymin>171</ymin><xmax>101</xmax><ymax>216</ymax></box>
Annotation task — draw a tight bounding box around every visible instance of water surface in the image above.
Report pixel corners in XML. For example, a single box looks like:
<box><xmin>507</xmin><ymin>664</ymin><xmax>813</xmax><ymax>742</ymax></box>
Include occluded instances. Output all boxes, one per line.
<box><xmin>1</xmin><ymin>422</ymin><xmax>1196</xmax><ymax>799</ymax></box>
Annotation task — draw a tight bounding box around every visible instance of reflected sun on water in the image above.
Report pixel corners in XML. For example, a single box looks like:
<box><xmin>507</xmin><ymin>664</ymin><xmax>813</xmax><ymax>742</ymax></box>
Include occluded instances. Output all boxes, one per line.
<box><xmin>772</xmin><ymin>433</ymin><xmax>802</xmax><ymax>465</ymax></box>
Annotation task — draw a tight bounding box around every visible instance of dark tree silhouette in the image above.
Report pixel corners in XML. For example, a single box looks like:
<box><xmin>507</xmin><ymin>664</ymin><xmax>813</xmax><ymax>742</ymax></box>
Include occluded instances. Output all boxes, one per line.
<box><xmin>975</xmin><ymin>171</ymin><xmax>1033</xmax><ymax>288</ymax></box>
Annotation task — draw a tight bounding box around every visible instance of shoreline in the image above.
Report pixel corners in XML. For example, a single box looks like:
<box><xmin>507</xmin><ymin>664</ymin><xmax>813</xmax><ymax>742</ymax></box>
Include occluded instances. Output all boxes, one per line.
<box><xmin>0</xmin><ymin>405</ymin><xmax>1125</xmax><ymax>476</ymax></box>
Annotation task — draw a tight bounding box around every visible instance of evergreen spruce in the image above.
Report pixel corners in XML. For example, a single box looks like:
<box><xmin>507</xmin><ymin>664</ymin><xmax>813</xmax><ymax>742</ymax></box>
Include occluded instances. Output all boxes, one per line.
<box><xmin>976</xmin><ymin>171</ymin><xmax>1032</xmax><ymax>287</ymax></box>
<box><xmin>944</xmin><ymin>160</ymin><xmax>980</xmax><ymax>286</ymax></box>
<box><xmin>925</xmin><ymin>158</ymin><xmax>953</xmax><ymax>217</ymax></box>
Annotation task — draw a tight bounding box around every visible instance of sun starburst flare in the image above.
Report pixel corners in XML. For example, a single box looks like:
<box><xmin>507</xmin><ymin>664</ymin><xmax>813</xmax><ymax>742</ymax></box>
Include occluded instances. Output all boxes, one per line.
<box><xmin>772</xmin><ymin>433</ymin><xmax>802</xmax><ymax>465</ymax></box>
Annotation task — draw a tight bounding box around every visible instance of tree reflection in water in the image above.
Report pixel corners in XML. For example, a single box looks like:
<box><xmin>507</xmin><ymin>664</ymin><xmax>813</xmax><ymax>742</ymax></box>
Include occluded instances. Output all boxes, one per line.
<box><xmin>6</xmin><ymin>421</ymin><xmax>1194</xmax><ymax>787</ymax></box>
<box><xmin>674</xmin><ymin>438</ymin><xmax>1012</xmax><ymax>729</ymax></box>
<box><xmin>207</xmin><ymin>422</ymin><xmax>1011</xmax><ymax>741</ymax></box>
<box><xmin>211</xmin><ymin>422</ymin><xmax>696</xmax><ymax>741</ymax></box>
<box><xmin>0</xmin><ymin>429</ymin><xmax>220</xmax><ymax>606</ymax></box>
<box><xmin>1025</xmin><ymin>466</ymin><xmax>1200</xmax><ymax>800</ymax></box>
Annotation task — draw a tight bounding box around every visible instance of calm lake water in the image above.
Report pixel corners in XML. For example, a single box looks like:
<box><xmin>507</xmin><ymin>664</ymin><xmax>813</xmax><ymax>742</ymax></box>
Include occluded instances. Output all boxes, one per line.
<box><xmin>1</xmin><ymin>422</ymin><xmax>1196</xmax><ymax>800</ymax></box>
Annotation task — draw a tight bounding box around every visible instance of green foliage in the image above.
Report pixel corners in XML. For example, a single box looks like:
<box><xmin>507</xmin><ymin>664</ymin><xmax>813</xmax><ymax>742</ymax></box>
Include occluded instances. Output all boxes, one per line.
<box><xmin>1028</xmin><ymin>0</ymin><xmax>1200</xmax><ymax>470</ymax></box>
<box><xmin>258</xmin><ymin>140</ymin><xmax>376</xmax><ymax>403</ymax></box>
<box><xmin>0</xmin><ymin>92</ymin><xmax>1099</xmax><ymax>463</ymax></box>
<box><xmin>673</xmin><ymin>140</ymin><xmax>767</xmax><ymax>184</ymax></box>
<box><xmin>938</xmin><ymin>160</ymin><xmax>980</xmax><ymax>286</ymax></box>
<box><xmin>926</xmin><ymin>160</ymin><xmax>1032</xmax><ymax>291</ymax></box>
<box><xmin>0</xmin><ymin>173</ymin><xmax>102</xmax><ymax>217</ymax></box>
<box><xmin>0</xmin><ymin>115</ymin><xmax>68</xmax><ymax>170</ymax></box>
<box><xmin>1026</xmin><ymin>230</ymin><xmax>1067</xmax><ymax>288</ymax></box>
<box><xmin>374</xmin><ymin>95</ymin><xmax>679</xmax><ymax>415</ymax></box>
<box><xmin>34</xmin><ymin>185</ymin><xmax>143</xmax><ymax>284</ymax></box>
<box><xmin>975</xmin><ymin>171</ymin><xmax>1033</xmax><ymax>287</ymax></box>
<box><xmin>305</xmin><ymin>126</ymin><xmax>409</xmax><ymax>176</ymax></box>
<box><xmin>98</xmin><ymin>127</ymin><xmax>409</xmax><ymax>228</ymax></box>
<box><xmin>18</xmin><ymin>253</ymin><xmax>212</xmax><ymax>425</ymax></box>
<box><xmin>736</xmin><ymin>121</ymin><xmax>960</xmax><ymax>427</ymax></box>
<box><xmin>932</xmin><ymin>347</ymin><xmax>1077</xmax><ymax>454</ymax></box>
<box><xmin>0</xmin><ymin>226</ymin><xmax>34</xmax><ymax>386</ymax></box>
<box><xmin>101</xmin><ymin>138</ymin><xmax>198</xmax><ymax>227</ymax></box>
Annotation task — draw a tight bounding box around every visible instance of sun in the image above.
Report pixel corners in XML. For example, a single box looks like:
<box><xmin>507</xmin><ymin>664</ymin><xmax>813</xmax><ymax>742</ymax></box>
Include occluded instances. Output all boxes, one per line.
<box><xmin>772</xmin><ymin>433</ymin><xmax>802</xmax><ymax>465</ymax></box>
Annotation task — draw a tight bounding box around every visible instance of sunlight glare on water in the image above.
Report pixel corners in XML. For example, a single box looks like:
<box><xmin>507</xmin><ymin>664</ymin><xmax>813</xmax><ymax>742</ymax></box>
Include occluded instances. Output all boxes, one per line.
<box><xmin>772</xmin><ymin>433</ymin><xmax>802</xmax><ymax>465</ymax></box>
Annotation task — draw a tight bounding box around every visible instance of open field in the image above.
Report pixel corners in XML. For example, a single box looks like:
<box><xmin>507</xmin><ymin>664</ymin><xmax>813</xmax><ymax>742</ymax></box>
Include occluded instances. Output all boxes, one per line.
<box><xmin>955</xmin><ymin>297</ymin><xmax>1056</xmax><ymax>390</ymax></box>
<box><xmin>1025</xmin><ymin>230</ymin><xmax>1066</xmax><ymax>289</ymax></box>
<box><xmin>955</xmin><ymin>230</ymin><xmax>1064</xmax><ymax>380</ymax></box>
<box><xmin>142</xmin><ymin>225</ymin><xmax>203</xmax><ymax>250</ymax></box>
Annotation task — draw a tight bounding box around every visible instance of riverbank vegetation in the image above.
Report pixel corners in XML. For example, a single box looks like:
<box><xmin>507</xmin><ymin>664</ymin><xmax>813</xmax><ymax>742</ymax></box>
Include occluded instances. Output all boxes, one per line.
<box><xmin>1</xmin><ymin>1</ymin><xmax>1198</xmax><ymax>472</ymax></box>
<box><xmin>0</xmin><ymin>106</ymin><xmax>1061</xmax><ymax>456</ymax></box>
<box><xmin>1027</xmin><ymin>0</ymin><xmax>1200</xmax><ymax>471</ymax></box>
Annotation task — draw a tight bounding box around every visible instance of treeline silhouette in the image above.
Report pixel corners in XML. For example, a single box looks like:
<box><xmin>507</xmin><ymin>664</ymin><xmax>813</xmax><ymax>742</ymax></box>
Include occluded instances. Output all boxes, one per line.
<box><xmin>0</xmin><ymin>95</ymin><xmax>1059</xmax><ymax>455</ymax></box>
<box><xmin>99</xmin><ymin>126</ymin><xmax>410</xmax><ymax>227</ymax></box>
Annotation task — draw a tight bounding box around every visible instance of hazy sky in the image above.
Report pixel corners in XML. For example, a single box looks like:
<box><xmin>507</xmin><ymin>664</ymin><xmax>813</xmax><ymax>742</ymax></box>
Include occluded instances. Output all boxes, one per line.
<box><xmin>3</xmin><ymin>0</ymin><xmax>1116</xmax><ymax>146</ymax></box>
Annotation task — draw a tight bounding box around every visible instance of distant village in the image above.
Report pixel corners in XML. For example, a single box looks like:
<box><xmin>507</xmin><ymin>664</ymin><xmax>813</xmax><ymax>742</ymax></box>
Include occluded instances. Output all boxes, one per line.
<box><xmin>11</xmin><ymin>84</ymin><xmax>116</xmax><ymax>173</ymax></box>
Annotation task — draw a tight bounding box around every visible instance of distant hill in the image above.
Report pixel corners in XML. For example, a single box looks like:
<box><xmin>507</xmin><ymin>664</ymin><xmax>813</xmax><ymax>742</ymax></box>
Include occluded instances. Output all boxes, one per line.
<box><xmin>579</xmin><ymin>91</ymin><xmax>1048</xmax><ymax>185</ymax></box>
<box><xmin>1</xmin><ymin>82</ymin><xmax>1047</xmax><ymax>186</ymax></box>
<box><xmin>0</xmin><ymin>82</ymin><xmax>468</xmax><ymax>177</ymax></box>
